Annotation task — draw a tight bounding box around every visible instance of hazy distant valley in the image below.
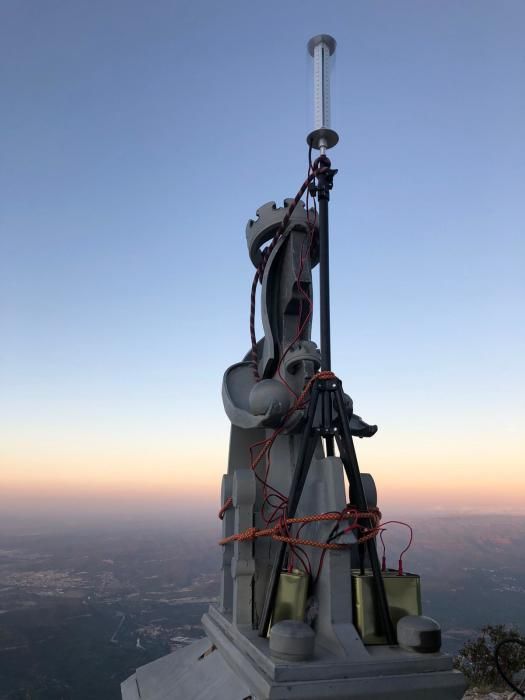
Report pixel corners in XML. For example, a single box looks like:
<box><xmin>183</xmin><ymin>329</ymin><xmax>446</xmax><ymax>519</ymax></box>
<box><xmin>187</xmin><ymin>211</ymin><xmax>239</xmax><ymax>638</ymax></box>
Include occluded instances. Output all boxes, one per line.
<box><xmin>0</xmin><ymin>523</ymin><xmax>219</xmax><ymax>699</ymax></box>
<box><xmin>0</xmin><ymin>514</ymin><xmax>524</xmax><ymax>699</ymax></box>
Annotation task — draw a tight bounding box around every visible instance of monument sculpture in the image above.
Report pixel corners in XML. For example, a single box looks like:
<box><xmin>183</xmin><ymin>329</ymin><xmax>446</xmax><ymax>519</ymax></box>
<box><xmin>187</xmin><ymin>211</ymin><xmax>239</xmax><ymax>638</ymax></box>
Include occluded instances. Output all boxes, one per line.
<box><xmin>122</xmin><ymin>35</ymin><xmax>467</xmax><ymax>700</ymax></box>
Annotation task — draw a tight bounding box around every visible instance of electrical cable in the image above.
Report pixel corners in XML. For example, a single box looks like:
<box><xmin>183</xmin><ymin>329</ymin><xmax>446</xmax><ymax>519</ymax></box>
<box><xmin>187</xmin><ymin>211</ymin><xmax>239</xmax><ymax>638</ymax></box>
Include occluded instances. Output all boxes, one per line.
<box><xmin>250</xmin><ymin>157</ymin><xmax>330</xmax><ymax>379</ymax></box>
<box><xmin>494</xmin><ymin>638</ymin><xmax>525</xmax><ymax>696</ymax></box>
<box><xmin>377</xmin><ymin>521</ymin><xmax>413</xmax><ymax>576</ymax></box>
<box><xmin>247</xmin><ymin>154</ymin><xmax>327</xmax><ymax>574</ymax></box>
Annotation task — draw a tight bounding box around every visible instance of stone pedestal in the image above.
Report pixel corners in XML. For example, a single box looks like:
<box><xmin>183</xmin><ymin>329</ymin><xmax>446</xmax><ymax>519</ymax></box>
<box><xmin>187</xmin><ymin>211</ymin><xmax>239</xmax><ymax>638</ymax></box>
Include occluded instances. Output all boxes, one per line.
<box><xmin>122</xmin><ymin>605</ymin><xmax>467</xmax><ymax>700</ymax></box>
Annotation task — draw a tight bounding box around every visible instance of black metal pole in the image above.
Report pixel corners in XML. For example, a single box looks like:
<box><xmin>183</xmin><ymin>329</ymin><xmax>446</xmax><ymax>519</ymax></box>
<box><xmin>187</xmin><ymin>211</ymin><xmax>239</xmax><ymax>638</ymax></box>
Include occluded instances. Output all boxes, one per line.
<box><xmin>315</xmin><ymin>155</ymin><xmax>395</xmax><ymax>644</ymax></box>
<box><xmin>317</xmin><ymin>170</ymin><xmax>332</xmax><ymax>373</ymax></box>
<box><xmin>317</xmin><ymin>164</ymin><xmax>335</xmax><ymax>457</ymax></box>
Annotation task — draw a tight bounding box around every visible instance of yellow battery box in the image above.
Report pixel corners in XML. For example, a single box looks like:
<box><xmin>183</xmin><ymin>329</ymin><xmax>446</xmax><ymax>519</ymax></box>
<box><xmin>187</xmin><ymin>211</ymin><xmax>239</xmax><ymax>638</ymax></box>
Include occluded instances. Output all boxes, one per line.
<box><xmin>271</xmin><ymin>569</ymin><xmax>309</xmax><ymax>628</ymax></box>
<box><xmin>351</xmin><ymin>569</ymin><xmax>421</xmax><ymax>644</ymax></box>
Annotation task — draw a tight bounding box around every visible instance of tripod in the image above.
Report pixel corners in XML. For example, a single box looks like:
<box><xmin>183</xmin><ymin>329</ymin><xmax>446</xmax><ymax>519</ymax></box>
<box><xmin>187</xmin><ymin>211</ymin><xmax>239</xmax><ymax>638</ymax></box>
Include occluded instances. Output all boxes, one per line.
<box><xmin>258</xmin><ymin>162</ymin><xmax>396</xmax><ymax>645</ymax></box>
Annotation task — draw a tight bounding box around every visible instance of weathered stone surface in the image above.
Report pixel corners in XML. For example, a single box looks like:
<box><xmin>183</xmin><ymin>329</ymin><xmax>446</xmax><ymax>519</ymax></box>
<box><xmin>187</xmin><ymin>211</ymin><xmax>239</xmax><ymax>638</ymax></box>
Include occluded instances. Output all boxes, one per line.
<box><xmin>121</xmin><ymin>637</ymin><xmax>251</xmax><ymax>700</ymax></box>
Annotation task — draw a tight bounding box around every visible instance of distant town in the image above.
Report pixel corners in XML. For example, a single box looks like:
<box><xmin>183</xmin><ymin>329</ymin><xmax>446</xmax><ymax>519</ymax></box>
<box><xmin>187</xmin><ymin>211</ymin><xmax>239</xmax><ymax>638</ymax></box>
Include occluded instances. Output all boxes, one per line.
<box><xmin>0</xmin><ymin>522</ymin><xmax>219</xmax><ymax>699</ymax></box>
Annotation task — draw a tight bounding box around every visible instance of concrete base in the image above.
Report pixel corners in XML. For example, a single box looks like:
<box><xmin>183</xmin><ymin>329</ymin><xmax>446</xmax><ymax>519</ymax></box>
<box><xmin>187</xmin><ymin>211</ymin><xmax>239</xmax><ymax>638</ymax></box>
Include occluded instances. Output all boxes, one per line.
<box><xmin>122</xmin><ymin>605</ymin><xmax>467</xmax><ymax>700</ymax></box>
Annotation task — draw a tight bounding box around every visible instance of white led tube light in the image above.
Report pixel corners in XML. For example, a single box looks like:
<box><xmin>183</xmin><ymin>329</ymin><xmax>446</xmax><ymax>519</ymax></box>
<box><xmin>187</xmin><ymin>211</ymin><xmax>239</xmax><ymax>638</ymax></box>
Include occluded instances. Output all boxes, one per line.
<box><xmin>307</xmin><ymin>34</ymin><xmax>339</xmax><ymax>153</ymax></box>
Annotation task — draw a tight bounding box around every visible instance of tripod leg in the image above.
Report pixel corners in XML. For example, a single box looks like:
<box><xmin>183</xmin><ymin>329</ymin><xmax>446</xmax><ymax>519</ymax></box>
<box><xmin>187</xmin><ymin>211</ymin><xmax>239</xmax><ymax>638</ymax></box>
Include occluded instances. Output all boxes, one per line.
<box><xmin>333</xmin><ymin>385</ymin><xmax>396</xmax><ymax>645</ymax></box>
<box><xmin>257</xmin><ymin>384</ymin><xmax>321</xmax><ymax>637</ymax></box>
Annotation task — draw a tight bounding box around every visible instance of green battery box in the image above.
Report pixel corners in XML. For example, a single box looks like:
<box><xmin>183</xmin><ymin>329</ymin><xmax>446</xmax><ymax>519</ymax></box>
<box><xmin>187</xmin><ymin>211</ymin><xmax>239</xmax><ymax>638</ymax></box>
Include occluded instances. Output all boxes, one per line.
<box><xmin>351</xmin><ymin>569</ymin><xmax>422</xmax><ymax>644</ymax></box>
<box><xmin>271</xmin><ymin>569</ymin><xmax>309</xmax><ymax>628</ymax></box>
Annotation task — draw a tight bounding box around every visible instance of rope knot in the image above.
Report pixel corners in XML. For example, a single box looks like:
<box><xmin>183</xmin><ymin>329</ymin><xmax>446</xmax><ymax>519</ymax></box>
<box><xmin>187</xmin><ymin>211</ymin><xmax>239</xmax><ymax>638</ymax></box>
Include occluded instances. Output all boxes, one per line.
<box><xmin>238</xmin><ymin>527</ymin><xmax>257</xmax><ymax>542</ymax></box>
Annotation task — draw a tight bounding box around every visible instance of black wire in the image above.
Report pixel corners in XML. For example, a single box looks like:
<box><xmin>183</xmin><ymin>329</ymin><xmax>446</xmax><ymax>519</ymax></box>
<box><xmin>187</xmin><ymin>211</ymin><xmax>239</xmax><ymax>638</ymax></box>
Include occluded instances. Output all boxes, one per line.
<box><xmin>326</xmin><ymin>510</ymin><xmax>360</xmax><ymax>544</ymax></box>
<box><xmin>313</xmin><ymin>511</ymin><xmax>355</xmax><ymax>585</ymax></box>
<box><xmin>494</xmin><ymin>638</ymin><xmax>525</xmax><ymax>696</ymax></box>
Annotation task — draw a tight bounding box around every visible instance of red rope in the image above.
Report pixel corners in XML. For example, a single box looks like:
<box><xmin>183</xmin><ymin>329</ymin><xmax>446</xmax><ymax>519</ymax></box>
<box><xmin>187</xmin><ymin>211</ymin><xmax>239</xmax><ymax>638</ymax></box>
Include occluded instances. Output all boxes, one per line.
<box><xmin>218</xmin><ymin>496</ymin><xmax>233</xmax><ymax>520</ymax></box>
<box><xmin>219</xmin><ymin>506</ymin><xmax>382</xmax><ymax>550</ymax></box>
<box><xmin>241</xmin><ymin>155</ymin><xmax>343</xmax><ymax>573</ymax></box>
<box><xmin>241</xmin><ymin>371</ymin><xmax>335</xmax><ymax>574</ymax></box>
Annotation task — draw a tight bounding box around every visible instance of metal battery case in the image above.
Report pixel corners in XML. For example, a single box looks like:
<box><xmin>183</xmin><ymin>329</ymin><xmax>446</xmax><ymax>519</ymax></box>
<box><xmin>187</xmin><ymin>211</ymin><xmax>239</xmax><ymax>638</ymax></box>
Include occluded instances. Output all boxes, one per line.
<box><xmin>352</xmin><ymin>569</ymin><xmax>421</xmax><ymax>644</ymax></box>
<box><xmin>272</xmin><ymin>569</ymin><xmax>309</xmax><ymax>627</ymax></box>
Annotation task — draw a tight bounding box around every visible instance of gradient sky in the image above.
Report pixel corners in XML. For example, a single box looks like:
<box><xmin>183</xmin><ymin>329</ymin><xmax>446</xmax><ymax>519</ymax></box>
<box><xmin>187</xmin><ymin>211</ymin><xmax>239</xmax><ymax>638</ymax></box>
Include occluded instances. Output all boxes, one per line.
<box><xmin>1</xmin><ymin>0</ymin><xmax>524</xmax><ymax>520</ymax></box>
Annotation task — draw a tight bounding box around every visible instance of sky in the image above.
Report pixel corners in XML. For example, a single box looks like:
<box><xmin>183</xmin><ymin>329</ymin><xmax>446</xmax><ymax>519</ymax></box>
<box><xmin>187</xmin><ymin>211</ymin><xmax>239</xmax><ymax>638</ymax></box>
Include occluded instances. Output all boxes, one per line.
<box><xmin>1</xmin><ymin>0</ymin><xmax>524</xmax><ymax>522</ymax></box>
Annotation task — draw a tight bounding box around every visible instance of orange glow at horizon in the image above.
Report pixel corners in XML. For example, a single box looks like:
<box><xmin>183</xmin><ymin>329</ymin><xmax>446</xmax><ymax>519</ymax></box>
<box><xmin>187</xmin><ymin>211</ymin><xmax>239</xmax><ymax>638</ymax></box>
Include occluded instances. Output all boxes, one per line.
<box><xmin>2</xmin><ymin>424</ymin><xmax>523</xmax><ymax>515</ymax></box>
